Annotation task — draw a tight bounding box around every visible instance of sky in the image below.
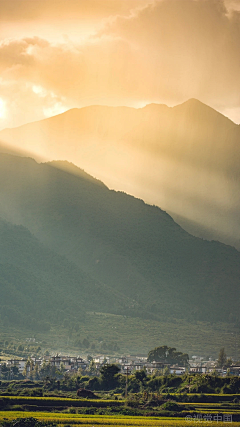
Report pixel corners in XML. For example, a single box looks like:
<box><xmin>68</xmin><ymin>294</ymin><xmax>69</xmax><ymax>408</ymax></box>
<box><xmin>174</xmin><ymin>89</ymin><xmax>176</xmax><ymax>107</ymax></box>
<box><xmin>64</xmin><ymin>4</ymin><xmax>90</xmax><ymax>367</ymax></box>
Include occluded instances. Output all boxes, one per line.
<box><xmin>0</xmin><ymin>0</ymin><xmax>240</xmax><ymax>130</ymax></box>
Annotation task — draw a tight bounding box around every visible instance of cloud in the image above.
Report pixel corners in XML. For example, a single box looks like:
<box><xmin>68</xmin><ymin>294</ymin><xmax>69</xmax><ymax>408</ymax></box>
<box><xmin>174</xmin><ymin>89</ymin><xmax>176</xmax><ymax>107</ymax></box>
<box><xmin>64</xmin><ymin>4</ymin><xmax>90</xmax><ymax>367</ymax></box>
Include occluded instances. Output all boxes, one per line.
<box><xmin>0</xmin><ymin>35</ymin><xmax>141</xmax><ymax>115</ymax></box>
<box><xmin>98</xmin><ymin>0</ymin><xmax>240</xmax><ymax>107</ymax></box>
<box><xmin>0</xmin><ymin>0</ymin><xmax>240</xmax><ymax>129</ymax></box>
<box><xmin>0</xmin><ymin>0</ymin><xmax>151</xmax><ymax>46</ymax></box>
<box><xmin>0</xmin><ymin>0</ymin><xmax>149</xmax><ymax>22</ymax></box>
<box><xmin>0</xmin><ymin>98</ymin><xmax>6</xmax><ymax>119</ymax></box>
<box><xmin>0</xmin><ymin>37</ymin><xmax>49</xmax><ymax>74</ymax></box>
<box><xmin>225</xmin><ymin>0</ymin><xmax>240</xmax><ymax>12</ymax></box>
<box><xmin>0</xmin><ymin>37</ymin><xmax>71</xmax><ymax>129</ymax></box>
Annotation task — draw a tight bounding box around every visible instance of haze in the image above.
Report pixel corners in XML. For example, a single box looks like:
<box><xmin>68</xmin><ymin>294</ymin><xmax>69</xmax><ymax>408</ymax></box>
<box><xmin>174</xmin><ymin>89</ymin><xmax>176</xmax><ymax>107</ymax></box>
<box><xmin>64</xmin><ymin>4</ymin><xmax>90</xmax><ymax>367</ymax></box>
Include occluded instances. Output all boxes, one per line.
<box><xmin>1</xmin><ymin>0</ymin><xmax>240</xmax><ymax>130</ymax></box>
<box><xmin>1</xmin><ymin>0</ymin><xmax>240</xmax><ymax>356</ymax></box>
<box><xmin>1</xmin><ymin>0</ymin><xmax>240</xmax><ymax>250</ymax></box>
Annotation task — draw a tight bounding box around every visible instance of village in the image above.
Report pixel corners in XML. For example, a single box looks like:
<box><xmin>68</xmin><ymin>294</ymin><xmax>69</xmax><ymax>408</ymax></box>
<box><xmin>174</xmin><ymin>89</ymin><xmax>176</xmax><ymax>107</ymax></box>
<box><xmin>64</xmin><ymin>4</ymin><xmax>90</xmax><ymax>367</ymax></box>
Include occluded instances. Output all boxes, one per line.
<box><xmin>1</xmin><ymin>353</ymin><xmax>240</xmax><ymax>380</ymax></box>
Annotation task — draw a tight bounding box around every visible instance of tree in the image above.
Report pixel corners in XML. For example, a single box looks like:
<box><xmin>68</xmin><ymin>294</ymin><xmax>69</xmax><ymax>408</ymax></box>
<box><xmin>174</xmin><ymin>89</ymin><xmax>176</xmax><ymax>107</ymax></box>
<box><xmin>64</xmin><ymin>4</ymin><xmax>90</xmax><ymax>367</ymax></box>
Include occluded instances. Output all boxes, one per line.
<box><xmin>163</xmin><ymin>365</ymin><xmax>170</xmax><ymax>376</ymax></box>
<box><xmin>23</xmin><ymin>359</ymin><xmax>33</xmax><ymax>378</ymax></box>
<box><xmin>147</xmin><ymin>345</ymin><xmax>169</xmax><ymax>362</ymax></box>
<box><xmin>147</xmin><ymin>345</ymin><xmax>189</xmax><ymax>366</ymax></box>
<box><xmin>134</xmin><ymin>369</ymin><xmax>147</xmax><ymax>384</ymax></box>
<box><xmin>217</xmin><ymin>348</ymin><xmax>227</xmax><ymax>368</ymax></box>
<box><xmin>89</xmin><ymin>359</ymin><xmax>97</xmax><ymax>375</ymax></box>
<box><xmin>226</xmin><ymin>358</ymin><xmax>233</xmax><ymax>368</ymax></box>
<box><xmin>1</xmin><ymin>363</ymin><xmax>9</xmax><ymax>380</ymax></box>
<box><xmin>33</xmin><ymin>364</ymin><xmax>40</xmax><ymax>380</ymax></box>
<box><xmin>99</xmin><ymin>364</ymin><xmax>120</xmax><ymax>387</ymax></box>
<box><xmin>12</xmin><ymin>366</ymin><xmax>19</xmax><ymax>378</ymax></box>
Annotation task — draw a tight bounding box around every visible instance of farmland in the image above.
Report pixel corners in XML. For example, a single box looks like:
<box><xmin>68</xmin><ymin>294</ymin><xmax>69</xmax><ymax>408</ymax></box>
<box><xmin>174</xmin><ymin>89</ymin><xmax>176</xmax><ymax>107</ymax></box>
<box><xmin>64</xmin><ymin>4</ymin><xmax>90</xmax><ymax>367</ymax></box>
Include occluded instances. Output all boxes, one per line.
<box><xmin>0</xmin><ymin>410</ymin><xmax>238</xmax><ymax>426</ymax></box>
<box><xmin>0</xmin><ymin>392</ymin><xmax>240</xmax><ymax>426</ymax></box>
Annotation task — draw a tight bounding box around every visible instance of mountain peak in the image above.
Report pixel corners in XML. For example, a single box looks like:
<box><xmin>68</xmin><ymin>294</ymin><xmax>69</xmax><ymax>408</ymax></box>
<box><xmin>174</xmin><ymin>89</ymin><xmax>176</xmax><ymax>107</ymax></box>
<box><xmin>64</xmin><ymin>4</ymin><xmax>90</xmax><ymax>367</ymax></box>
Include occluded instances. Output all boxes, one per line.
<box><xmin>185</xmin><ymin>97</ymin><xmax>205</xmax><ymax>105</ymax></box>
<box><xmin>177</xmin><ymin>98</ymin><xmax>215</xmax><ymax>111</ymax></box>
<box><xmin>174</xmin><ymin>98</ymin><xmax>236</xmax><ymax>126</ymax></box>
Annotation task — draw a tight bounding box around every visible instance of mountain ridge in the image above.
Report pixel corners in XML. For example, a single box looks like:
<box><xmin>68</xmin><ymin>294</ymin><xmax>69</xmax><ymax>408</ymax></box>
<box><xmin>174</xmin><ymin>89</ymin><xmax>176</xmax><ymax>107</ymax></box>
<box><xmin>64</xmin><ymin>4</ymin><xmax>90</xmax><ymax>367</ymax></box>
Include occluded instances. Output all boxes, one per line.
<box><xmin>0</xmin><ymin>98</ymin><xmax>237</xmax><ymax>133</ymax></box>
<box><xmin>0</xmin><ymin>153</ymin><xmax>240</xmax><ymax>328</ymax></box>
<box><xmin>0</xmin><ymin>99</ymin><xmax>240</xmax><ymax>250</ymax></box>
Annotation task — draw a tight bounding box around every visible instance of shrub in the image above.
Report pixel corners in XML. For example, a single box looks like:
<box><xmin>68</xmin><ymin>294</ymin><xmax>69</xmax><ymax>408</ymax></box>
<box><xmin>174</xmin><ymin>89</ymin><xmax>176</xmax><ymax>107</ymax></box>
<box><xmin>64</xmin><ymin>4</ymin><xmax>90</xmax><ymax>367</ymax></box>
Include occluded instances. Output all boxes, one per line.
<box><xmin>222</xmin><ymin>385</ymin><xmax>232</xmax><ymax>394</ymax></box>
<box><xmin>161</xmin><ymin>401</ymin><xmax>181</xmax><ymax>412</ymax></box>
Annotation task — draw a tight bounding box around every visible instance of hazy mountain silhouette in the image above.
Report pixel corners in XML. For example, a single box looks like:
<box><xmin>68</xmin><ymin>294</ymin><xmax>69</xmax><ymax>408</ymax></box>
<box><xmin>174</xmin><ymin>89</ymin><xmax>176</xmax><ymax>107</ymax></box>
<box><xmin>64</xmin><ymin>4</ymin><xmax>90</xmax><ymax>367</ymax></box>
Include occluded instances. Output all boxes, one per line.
<box><xmin>0</xmin><ymin>153</ymin><xmax>240</xmax><ymax>328</ymax></box>
<box><xmin>0</xmin><ymin>99</ymin><xmax>239</xmax><ymax>248</ymax></box>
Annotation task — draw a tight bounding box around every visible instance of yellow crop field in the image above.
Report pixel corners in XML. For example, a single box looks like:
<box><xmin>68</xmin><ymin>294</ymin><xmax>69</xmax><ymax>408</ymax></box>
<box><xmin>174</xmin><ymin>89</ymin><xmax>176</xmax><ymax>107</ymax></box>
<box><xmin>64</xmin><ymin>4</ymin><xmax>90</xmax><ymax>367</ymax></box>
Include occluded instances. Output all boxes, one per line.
<box><xmin>0</xmin><ymin>412</ymin><xmax>238</xmax><ymax>426</ymax></box>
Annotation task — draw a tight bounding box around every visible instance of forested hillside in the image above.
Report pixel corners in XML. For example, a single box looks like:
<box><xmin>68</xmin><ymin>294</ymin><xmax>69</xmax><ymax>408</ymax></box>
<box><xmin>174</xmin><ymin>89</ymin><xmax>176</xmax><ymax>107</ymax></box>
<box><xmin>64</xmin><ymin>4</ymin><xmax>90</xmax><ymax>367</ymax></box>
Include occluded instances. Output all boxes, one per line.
<box><xmin>0</xmin><ymin>153</ymin><xmax>240</xmax><ymax>329</ymax></box>
<box><xmin>0</xmin><ymin>217</ymin><xmax>130</xmax><ymax>331</ymax></box>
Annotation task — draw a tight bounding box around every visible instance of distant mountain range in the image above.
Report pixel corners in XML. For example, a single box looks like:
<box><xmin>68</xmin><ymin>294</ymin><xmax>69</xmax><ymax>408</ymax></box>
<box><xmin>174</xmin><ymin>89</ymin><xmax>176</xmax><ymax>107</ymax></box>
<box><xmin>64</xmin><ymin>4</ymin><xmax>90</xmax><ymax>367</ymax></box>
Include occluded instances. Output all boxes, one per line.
<box><xmin>0</xmin><ymin>99</ymin><xmax>239</xmax><ymax>249</ymax></box>
<box><xmin>0</xmin><ymin>153</ymin><xmax>240</xmax><ymax>335</ymax></box>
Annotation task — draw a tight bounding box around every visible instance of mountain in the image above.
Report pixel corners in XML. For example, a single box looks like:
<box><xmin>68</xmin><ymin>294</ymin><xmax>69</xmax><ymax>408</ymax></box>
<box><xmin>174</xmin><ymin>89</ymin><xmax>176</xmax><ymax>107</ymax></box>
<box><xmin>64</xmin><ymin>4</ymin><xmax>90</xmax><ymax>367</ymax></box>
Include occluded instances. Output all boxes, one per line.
<box><xmin>0</xmin><ymin>215</ymin><xmax>135</xmax><ymax>333</ymax></box>
<box><xmin>0</xmin><ymin>99</ymin><xmax>239</xmax><ymax>249</ymax></box>
<box><xmin>0</xmin><ymin>153</ymin><xmax>240</xmax><ymax>330</ymax></box>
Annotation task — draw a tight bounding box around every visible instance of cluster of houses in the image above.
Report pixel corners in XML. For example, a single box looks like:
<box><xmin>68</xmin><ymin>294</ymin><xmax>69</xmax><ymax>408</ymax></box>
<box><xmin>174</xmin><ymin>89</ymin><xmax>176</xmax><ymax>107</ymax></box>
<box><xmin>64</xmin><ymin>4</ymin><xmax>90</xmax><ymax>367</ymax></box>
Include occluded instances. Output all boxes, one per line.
<box><xmin>117</xmin><ymin>355</ymin><xmax>216</xmax><ymax>375</ymax></box>
<box><xmin>1</xmin><ymin>355</ymin><xmax>88</xmax><ymax>377</ymax></box>
<box><xmin>1</xmin><ymin>354</ymin><xmax>240</xmax><ymax>378</ymax></box>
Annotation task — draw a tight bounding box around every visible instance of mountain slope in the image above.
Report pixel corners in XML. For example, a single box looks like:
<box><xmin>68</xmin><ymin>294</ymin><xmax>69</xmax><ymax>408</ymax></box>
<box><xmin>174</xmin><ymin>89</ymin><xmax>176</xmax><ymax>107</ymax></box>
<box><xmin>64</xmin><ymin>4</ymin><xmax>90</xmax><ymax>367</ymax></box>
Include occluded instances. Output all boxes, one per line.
<box><xmin>0</xmin><ymin>153</ymin><xmax>240</xmax><ymax>325</ymax></box>
<box><xmin>0</xmin><ymin>99</ymin><xmax>239</xmax><ymax>248</ymax></box>
<box><xmin>0</xmin><ymin>216</ymin><xmax>135</xmax><ymax>333</ymax></box>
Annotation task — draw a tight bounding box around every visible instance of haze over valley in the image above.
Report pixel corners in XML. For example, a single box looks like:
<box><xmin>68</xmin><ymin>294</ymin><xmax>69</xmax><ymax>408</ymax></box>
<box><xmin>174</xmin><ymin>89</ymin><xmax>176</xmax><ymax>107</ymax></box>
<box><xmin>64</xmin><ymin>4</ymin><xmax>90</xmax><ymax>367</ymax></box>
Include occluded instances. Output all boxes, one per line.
<box><xmin>0</xmin><ymin>152</ymin><xmax>238</xmax><ymax>355</ymax></box>
<box><xmin>1</xmin><ymin>0</ymin><xmax>240</xmax><ymax>357</ymax></box>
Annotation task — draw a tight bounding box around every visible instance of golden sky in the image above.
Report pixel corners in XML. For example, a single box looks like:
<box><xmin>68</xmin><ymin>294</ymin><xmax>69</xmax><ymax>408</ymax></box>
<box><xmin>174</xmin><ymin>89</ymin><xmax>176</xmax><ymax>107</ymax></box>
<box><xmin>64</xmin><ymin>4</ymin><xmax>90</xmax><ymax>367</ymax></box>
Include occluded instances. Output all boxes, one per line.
<box><xmin>0</xmin><ymin>0</ymin><xmax>240</xmax><ymax>130</ymax></box>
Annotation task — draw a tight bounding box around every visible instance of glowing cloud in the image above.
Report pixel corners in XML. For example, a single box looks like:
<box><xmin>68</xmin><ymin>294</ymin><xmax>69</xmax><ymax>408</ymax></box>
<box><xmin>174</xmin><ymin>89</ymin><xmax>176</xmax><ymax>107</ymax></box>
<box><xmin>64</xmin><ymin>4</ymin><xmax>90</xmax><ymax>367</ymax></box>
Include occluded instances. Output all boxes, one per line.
<box><xmin>0</xmin><ymin>0</ymin><xmax>240</xmax><ymax>129</ymax></box>
<box><xmin>0</xmin><ymin>98</ymin><xmax>6</xmax><ymax>119</ymax></box>
<box><xmin>32</xmin><ymin>85</ymin><xmax>48</xmax><ymax>97</ymax></box>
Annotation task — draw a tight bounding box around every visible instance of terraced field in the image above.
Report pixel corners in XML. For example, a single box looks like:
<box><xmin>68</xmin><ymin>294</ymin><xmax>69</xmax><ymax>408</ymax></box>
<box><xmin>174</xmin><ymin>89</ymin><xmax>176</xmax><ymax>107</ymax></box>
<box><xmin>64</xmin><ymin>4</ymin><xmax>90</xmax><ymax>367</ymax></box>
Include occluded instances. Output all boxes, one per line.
<box><xmin>0</xmin><ymin>412</ymin><xmax>238</xmax><ymax>427</ymax></box>
<box><xmin>0</xmin><ymin>394</ymin><xmax>240</xmax><ymax>426</ymax></box>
